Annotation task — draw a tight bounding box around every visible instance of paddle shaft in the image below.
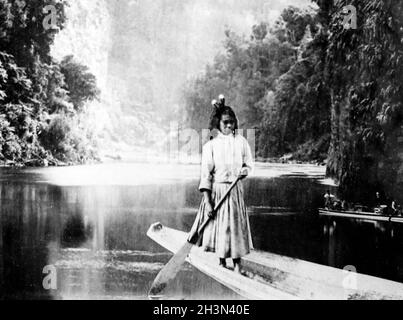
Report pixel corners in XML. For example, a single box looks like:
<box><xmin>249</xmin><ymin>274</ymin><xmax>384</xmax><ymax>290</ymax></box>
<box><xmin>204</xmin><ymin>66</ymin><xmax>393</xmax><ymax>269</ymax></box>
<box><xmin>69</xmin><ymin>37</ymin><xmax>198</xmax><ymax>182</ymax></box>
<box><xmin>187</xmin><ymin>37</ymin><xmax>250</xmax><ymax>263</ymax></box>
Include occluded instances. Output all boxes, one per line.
<box><xmin>188</xmin><ymin>177</ymin><xmax>241</xmax><ymax>244</ymax></box>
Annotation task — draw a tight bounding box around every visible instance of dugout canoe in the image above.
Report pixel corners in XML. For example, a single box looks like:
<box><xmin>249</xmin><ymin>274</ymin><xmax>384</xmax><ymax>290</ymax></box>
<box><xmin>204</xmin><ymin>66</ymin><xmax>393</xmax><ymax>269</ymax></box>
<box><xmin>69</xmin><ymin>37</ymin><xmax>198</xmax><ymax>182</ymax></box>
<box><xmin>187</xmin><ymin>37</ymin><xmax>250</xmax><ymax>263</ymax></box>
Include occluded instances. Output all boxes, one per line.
<box><xmin>319</xmin><ymin>208</ymin><xmax>403</xmax><ymax>224</ymax></box>
<box><xmin>147</xmin><ymin>222</ymin><xmax>403</xmax><ymax>300</ymax></box>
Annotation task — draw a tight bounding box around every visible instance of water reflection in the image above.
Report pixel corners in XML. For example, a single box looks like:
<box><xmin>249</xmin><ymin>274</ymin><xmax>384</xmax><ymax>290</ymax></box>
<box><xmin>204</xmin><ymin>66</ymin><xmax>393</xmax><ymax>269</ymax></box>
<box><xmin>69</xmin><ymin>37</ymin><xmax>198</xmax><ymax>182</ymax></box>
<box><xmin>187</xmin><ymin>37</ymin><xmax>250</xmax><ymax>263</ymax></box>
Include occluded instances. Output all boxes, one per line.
<box><xmin>0</xmin><ymin>174</ymin><xmax>243</xmax><ymax>300</ymax></box>
<box><xmin>320</xmin><ymin>217</ymin><xmax>403</xmax><ymax>282</ymax></box>
<box><xmin>0</xmin><ymin>164</ymin><xmax>402</xmax><ymax>300</ymax></box>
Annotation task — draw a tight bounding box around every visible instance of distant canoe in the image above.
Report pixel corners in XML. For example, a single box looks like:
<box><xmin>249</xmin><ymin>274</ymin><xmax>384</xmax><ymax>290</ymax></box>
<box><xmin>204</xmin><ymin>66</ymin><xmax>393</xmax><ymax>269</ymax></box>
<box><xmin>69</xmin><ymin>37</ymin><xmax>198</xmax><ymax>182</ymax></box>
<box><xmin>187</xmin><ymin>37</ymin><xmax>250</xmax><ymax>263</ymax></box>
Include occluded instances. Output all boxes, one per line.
<box><xmin>147</xmin><ymin>223</ymin><xmax>403</xmax><ymax>300</ymax></box>
<box><xmin>318</xmin><ymin>208</ymin><xmax>403</xmax><ymax>224</ymax></box>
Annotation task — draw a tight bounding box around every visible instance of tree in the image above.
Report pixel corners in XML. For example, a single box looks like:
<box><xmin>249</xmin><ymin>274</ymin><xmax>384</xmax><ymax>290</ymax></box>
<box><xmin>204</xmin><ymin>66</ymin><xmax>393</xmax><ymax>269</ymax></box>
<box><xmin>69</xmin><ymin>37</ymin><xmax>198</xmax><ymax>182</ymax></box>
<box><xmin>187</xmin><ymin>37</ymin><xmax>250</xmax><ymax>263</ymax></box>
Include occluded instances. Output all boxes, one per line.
<box><xmin>60</xmin><ymin>55</ymin><xmax>100</xmax><ymax>112</ymax></box>
<box><xmin>324</xmin><ymin>0</ymin><xmax>403</xmax><ymax>201</ymax></box>
<box><xmin>0</xmin><ymin>0</ymin><xmax>99</xmax><ymax>165</ymax></box>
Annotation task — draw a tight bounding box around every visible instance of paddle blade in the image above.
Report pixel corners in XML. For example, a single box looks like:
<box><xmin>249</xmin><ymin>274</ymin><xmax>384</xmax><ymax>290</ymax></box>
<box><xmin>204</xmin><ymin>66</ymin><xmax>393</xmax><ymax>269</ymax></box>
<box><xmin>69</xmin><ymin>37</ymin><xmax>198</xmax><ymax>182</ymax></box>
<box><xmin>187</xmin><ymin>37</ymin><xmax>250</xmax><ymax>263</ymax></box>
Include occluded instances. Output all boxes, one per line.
<box><xmin>148</xmin><ymin>241</ymin><xmax>194</xmax><ymax>297</ymax></box>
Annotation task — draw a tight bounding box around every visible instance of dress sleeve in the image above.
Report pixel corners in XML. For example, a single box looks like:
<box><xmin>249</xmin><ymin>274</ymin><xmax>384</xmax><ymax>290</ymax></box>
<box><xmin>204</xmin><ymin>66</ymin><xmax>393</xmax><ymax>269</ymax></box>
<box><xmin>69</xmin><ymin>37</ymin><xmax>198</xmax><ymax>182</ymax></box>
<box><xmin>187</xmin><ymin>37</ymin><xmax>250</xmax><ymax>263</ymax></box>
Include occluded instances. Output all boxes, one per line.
<box><xmin>199</xmin><ymin>142</ymin><xmax>215</xmax><ymax>192</ymax></box>
<box><xmin>242</xmin><ymin>138</ymin><xmax>254</xmax><ymax>176</ymax></box>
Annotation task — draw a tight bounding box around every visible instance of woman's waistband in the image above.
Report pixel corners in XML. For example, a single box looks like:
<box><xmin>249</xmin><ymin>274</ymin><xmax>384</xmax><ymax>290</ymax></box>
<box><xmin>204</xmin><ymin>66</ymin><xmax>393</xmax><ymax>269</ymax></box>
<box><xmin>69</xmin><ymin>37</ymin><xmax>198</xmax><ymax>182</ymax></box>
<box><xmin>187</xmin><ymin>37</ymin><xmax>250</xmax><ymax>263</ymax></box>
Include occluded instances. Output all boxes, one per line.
<box><xmin>213</xmin><ymin>180</ymin><xmax>240</xmax><ymax>185</ymax></box>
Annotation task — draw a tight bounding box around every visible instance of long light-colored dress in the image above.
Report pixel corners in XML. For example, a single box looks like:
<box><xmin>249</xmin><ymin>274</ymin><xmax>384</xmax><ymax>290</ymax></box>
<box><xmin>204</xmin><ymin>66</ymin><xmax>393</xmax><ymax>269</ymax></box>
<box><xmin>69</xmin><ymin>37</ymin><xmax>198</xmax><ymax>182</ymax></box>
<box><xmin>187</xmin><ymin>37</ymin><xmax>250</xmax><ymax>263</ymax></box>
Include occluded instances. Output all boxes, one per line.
<box><xmin>189</xmin><ymin>131</ymin><xmax>254</xmax><ymax>259</ymax></box>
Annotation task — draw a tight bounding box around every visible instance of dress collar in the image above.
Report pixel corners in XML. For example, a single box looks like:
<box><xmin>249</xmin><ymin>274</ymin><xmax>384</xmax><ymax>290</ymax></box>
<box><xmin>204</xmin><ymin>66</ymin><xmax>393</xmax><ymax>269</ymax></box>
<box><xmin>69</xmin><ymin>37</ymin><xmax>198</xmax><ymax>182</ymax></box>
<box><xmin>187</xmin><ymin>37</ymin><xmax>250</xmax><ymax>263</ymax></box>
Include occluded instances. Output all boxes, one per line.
<box><xmin>217</xmin><ymin>131</ymin><xmax>235</xmax><ymax>139</ymax></box>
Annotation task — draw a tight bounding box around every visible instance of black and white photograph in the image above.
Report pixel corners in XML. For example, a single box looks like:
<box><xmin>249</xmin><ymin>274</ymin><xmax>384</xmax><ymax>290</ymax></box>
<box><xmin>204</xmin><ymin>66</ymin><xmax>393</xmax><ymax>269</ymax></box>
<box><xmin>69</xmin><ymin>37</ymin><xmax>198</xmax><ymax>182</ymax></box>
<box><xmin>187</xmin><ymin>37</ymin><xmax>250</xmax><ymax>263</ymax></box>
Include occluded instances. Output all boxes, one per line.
<box><xmin>1</xmin><ymin>0</ymin><xmax>403</xmax><ymax>304</ymax></box>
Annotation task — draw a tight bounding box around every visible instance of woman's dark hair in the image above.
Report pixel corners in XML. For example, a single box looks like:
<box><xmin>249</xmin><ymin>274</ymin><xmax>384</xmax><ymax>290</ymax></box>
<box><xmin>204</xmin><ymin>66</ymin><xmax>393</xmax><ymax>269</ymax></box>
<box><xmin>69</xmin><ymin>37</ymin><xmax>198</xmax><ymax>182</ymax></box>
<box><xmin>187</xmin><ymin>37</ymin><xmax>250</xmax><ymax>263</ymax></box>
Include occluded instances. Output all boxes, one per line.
<box><xmin>208</xmin><ymin>105</ymin><xmax>239</xmax><ymax>132</ymax></box>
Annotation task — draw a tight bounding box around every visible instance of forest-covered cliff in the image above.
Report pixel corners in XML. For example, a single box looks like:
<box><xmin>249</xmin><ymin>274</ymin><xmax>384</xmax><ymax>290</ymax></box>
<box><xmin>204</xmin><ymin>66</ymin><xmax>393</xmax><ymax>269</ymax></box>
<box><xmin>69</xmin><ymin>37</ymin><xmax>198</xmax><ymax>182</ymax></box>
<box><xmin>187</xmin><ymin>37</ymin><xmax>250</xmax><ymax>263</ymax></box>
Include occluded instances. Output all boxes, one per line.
<box><xmin>2</xmin><ymin>0</ymin><xmax>310</xmax><ymax>163</ymax></box>
<box><xmin>0</xmin><ymin>0</ymin><xmax>99</xmax><ymax>165</ymax></box>
<box><xmin>183</xmin><ymin>0</ymin><xmax>403</xmax><ymax>203</ymax></box>
<box><xmin>51</xmin><ymin>0</ymin><xmax>310</xmax><ymax>157</ymax></box>
<box><xmin>322</xmin><ymin>0</ymin><xmax>403</xmax><ymax>203</ymax></box>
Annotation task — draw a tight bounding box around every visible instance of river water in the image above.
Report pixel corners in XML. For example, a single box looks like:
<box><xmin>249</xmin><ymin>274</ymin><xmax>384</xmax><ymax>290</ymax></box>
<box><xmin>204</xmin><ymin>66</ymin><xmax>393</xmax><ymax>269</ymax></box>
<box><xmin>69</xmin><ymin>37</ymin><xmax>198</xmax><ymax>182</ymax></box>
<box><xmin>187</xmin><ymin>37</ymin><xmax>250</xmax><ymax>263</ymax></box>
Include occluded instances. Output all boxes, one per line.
<box><xmin>0</xmin><ymin>163</ymin><xmax>402</xmax><ymax>300</ymax></box>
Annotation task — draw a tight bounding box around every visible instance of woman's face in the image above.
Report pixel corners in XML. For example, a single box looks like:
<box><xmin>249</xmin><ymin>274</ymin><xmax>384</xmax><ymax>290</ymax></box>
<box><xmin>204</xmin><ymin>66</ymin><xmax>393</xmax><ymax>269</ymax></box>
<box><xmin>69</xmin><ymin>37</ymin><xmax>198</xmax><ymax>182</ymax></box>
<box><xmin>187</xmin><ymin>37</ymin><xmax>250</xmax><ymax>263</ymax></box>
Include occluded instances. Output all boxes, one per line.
<box><xmin>220</xmin><ymin>114</ymin><xmax>235</xmax><ymax>136</ymax></box>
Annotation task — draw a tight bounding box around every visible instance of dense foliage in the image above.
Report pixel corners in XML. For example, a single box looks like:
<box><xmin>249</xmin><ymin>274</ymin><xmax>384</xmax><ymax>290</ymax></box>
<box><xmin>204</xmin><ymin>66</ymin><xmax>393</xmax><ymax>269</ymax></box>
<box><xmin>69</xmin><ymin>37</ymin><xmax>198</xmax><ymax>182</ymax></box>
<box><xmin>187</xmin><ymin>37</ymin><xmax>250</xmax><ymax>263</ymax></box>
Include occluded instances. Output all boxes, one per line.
<box><xmin>0</xmin><ymin>0</ymin><xmax>99</xmax><ymax>165</ymax></box>
<box><xmin>184</xmin><ymin>0</ymin><xmax>403</xmax><ymax>202</ymax></box>
<box><xmin>319</xmin><ymin>0</ymin><xmax>403</xmax><ymax>201</ymax></box>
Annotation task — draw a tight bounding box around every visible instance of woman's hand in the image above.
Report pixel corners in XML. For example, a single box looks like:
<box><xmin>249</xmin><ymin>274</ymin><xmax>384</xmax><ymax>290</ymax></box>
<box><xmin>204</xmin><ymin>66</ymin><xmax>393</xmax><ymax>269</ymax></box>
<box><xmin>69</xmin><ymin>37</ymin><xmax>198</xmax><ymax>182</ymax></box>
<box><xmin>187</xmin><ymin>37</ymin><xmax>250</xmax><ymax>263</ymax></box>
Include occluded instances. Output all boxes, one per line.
<box><xmin>206</xmin><ymin>201</ymin><xmax>215</xmax><ymax>218</ymax></box>
<box><xmin>202</xmin><ymin>190</ymin><xmax>215</xmax><ymax>218</ymax></box>
<box><xmin>238</xmin><ymin>167</ymin><xmax>249</xmax><ymax>180</ymax></box>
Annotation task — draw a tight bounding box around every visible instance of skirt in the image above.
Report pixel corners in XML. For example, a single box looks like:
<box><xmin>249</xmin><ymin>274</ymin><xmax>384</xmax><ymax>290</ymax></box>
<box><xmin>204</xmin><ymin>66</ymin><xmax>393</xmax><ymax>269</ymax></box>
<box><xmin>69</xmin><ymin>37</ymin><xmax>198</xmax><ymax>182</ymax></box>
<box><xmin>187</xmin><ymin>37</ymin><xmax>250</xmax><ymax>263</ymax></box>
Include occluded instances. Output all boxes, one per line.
<box><xmin>189</xmin><ymin>181</ymin><xmax>254</xmax><ymax>259</ymax></box>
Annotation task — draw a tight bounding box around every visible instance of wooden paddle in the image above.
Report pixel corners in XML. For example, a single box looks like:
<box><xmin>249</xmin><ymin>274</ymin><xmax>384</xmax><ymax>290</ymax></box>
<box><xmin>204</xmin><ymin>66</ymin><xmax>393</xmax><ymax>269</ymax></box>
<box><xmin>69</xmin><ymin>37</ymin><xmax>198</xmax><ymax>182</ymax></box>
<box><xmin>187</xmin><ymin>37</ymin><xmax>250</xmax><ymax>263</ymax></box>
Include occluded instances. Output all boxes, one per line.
<box><xmin>148</xmin><ymin>176</ymin><xmax>242</xmax><ymax>297</ymax></box>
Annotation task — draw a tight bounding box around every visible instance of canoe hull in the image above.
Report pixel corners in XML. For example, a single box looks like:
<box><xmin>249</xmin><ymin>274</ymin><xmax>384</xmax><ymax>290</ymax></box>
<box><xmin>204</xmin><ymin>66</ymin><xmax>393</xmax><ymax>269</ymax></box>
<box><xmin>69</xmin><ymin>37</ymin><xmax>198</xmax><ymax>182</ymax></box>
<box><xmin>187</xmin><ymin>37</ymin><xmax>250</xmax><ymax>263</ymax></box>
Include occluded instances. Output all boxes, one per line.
<box><xmin>147</xmin><ymin>222</ymin><xmax>298</xmax><ymax>300</ymax></box>
<box><xmin>319</xmin><ymin>209</ymin><xmax>403</xmax><ymax>224</ymax></box>
<box><xmin>147</xmin><ymin>223</ymin><xmax>403</xmax><ymax>300</ymax></box>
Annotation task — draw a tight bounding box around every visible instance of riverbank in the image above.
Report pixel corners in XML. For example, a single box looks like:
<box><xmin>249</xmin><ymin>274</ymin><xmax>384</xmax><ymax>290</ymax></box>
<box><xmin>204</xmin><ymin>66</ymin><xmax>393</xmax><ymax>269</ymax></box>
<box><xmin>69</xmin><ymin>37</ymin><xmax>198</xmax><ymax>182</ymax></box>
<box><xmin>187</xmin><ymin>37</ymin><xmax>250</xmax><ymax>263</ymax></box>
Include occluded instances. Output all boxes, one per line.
<box><xmin>0</xmin><ymin>144</ymin><xmax>329</xmax><ymax>168</ymax></box>
<box><xmin>0</xmin><ymin>162</ymin><xmax>326</xmax><ymax>188</ymax></box>
<box><xmin>0</xmin><ymin>158</ymin><xmax>102</xmax><ymax>168</ymax></box>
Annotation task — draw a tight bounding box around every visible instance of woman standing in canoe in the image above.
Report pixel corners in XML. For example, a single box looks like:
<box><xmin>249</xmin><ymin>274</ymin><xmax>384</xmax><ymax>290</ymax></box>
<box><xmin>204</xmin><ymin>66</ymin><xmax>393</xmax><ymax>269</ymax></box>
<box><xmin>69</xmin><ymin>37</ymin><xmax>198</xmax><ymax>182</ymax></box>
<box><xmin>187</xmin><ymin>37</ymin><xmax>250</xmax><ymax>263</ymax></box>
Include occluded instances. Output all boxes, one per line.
<box><xmin>189</xmin><ymin>96</ymin><xmax>254</xmax><ymax>273</ymax></box>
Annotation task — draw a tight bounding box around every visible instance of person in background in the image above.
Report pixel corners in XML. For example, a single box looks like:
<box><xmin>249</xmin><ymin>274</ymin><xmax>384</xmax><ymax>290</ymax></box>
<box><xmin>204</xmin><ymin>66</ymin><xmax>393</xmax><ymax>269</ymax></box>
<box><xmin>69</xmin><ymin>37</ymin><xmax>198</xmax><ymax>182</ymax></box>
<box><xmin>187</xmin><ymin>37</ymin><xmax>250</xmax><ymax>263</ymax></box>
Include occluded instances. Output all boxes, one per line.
<box><xmin>391</xmin><ymin>199</ymin><xmax>398</xmax><ymax>216</ymax></box>
<box><xmin>398</xmin><ymin>204</ymin><xmax>403</xmax><ymax>217</ymax></box>
<box><xmin>324</xmin><ymin>190</ymin><xmax>335</xmax><ymax>209</ymax></box>
<box><xmin>375</xmin><ymin>192</ymin><xmax>382</xmax><ymax>207</ymax></box>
